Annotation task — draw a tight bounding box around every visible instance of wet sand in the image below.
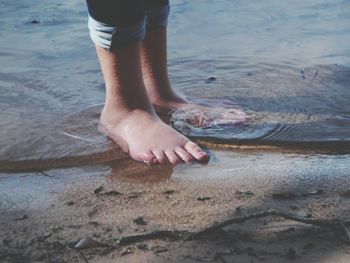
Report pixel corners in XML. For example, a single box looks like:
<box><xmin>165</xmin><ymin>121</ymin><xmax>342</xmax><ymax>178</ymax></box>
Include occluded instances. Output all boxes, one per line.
<box><xmin>1</xmin><ymin>150</ymin><xmax>350</xmax><ymax>263</ymax></box>
<box><xmin>1</xmin><ymin>0</ymin><xmax>350</xmax><ymax>262</ymax></box>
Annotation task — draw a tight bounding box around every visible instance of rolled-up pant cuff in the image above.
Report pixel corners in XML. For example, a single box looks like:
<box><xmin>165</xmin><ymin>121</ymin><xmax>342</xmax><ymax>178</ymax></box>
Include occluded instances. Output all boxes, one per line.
<box><xmin>88</xmin><ymin>15</ymin><xmax>146</xmax><ymax>50</ymax></box>
<box><xmin>146</xmin><ymin>5</ymin><xmax>170</xmax><ymax>30</ymax></box>
<box><xmin>88</xmin><ymin>5</ymin><xmax>170</xmax><ymax>51</ymax></box>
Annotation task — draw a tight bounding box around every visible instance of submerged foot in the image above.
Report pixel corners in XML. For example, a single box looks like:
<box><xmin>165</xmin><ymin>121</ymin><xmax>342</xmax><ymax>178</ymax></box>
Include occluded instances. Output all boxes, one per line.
<box><xmin>100</xmin><ymin>108</ymin><xmax>209</xmax><ymax>165</ymax></box>
<box><xmin>152</xmin><ymin>96</ymin><xmax>250</xmax><ymax>129</ymax></box>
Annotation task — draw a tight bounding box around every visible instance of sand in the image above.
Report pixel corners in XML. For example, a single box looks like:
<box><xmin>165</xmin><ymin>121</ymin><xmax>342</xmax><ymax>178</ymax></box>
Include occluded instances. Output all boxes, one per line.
<box><xmin>1</xmin><ymin>150</ymin><xmax>350</xmax><ymax>263</ymax></box>
<box><xmin>1</xmin><ymin>0</ymin><xmax>350</xmax><ymax>262</ymax></box>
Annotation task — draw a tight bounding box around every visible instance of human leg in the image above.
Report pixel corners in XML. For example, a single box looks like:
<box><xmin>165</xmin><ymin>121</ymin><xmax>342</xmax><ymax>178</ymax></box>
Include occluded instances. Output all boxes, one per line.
<box><xmin>141</xmin><ymin>1</ymin><xmax>186</xmax><ymax>112</ymax></box>
<box><xmin>86</xmin><ymin>0</ymin><xmax>209</xmax><ymax>164</ymax></box>
<box><xmin>141</xmin><ymin>1</ymin><xmax>249</xmax><ymax>127</ymax></box>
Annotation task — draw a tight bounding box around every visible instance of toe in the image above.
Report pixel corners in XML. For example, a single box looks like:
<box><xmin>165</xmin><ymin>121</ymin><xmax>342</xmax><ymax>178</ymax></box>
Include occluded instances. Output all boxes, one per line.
<box><xmin>175</xmin><ymin>147</ymin><xmax>194</xmax><ymax>164</ymax></box>
<box><xmin>184</xmin><ymin>141</ymin><xmax>209</xmax><ymax>162</ymax></box>
<box><xmin>131</xmin><ymin>151</ymin><xmax>157</xmax><ymax>165</ymax></box>
<box><xmin>164</xmin><ymin>150</ymin><xmax>183</xmax><ymax>165</ymax></box>
<box><xmin>152</xmin><ymin>150</ymin><xmax>168</xmax><ymax>165</ymax></box>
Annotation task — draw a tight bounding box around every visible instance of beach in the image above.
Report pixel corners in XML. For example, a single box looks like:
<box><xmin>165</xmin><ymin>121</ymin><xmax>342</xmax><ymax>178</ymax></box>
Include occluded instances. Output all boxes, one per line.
<box><xmin>1</xmin><ymin>151</ymin><xmax>350</xmax><ymax>262</ymax></box>
<box><xmin>1</xmin><ymin>0</ymin><xmax>350</xmax><ymax>262</ymax></box>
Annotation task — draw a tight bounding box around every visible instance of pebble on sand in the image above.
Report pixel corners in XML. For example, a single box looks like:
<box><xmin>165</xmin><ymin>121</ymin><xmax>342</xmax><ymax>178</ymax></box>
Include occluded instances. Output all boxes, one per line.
<box><xmin>74</xmin><ymin>237</ymin><xmax>106</xmax><ymax>250</ymax></box>
<box><xmin>133</xmin><ymin>216</ymin><xmax>147</xmax><ymax>226</ymax></box>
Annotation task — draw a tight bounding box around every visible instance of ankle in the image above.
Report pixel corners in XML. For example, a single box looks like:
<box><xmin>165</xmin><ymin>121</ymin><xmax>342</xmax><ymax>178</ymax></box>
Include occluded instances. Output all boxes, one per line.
<box><xmin>100</xmin><ymin>101</ymin><xmax>155</xmax><ymax>132</ymax></box>
<box><xmin>152</xmin><ymin>93</ymin><xmax>186</xmax><ymax>105</ymax></box>
<box><xmin>142</xmin><ymin>73</ymin><xmax>180</xmax><ymax>100</ymax></box>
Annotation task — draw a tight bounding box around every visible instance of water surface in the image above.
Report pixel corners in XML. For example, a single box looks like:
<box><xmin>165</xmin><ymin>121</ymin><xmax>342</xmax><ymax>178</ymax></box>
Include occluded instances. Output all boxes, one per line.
<box><xmin>0</xmin><ymin>0</ymin><xmax>349</xmax><ymax>170</ymax></box>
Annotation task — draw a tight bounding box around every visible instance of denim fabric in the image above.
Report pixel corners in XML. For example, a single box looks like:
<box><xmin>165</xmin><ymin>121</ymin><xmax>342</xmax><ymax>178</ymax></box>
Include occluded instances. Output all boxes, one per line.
<box><xmin>146</xmin><ymin>5</ymin><xmax>170</xmax><ymax>30</ymax></box>
<box><xmin>86</xmin><ymin>0</ymin><xmax>170</xmax><ymax>51</ymax></box>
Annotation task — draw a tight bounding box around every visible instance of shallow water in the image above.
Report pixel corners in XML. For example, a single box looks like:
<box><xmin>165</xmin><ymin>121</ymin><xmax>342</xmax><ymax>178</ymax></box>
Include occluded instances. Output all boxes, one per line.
<box><xmin>1</xmin><ymin>150</ymin><xmax>350</xmax><ymax>213</ymax></box>
<box><xmin>0</xmin><ymin>0</ymin><xmax>349</xmax><ymax>170</ymax></box>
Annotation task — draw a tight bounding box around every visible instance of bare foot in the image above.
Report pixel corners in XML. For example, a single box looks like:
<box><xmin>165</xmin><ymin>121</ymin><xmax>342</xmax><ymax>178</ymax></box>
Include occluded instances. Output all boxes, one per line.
<box><xmin>100</xmin><ymin>108</ymin><xmax>209</xmax><ymax>165</ymax></box>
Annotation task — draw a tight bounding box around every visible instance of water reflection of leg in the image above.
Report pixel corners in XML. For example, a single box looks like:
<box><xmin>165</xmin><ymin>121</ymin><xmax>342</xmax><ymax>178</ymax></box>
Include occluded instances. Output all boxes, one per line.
<box><xmin>108</xmin><ymin>159</ymin><xmax>173</xmax><ymax>184</ymax></box>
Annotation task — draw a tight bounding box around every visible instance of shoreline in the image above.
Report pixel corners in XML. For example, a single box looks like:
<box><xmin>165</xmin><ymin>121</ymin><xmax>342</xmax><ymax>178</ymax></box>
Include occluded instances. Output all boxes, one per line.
<box><xmin>1</xmin><ymin>150</ymin><xmax>350</xmax><ymax>262</ymax></box>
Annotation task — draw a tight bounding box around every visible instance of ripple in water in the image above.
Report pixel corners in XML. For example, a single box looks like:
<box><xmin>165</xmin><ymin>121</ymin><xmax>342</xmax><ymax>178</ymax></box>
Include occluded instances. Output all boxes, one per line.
<box><xmin>1</xmin><ymin>0</ymin><xmax>350</xmax><ymax>173</ymax></box>
<box><xmin>168</xmin><ymin>61</ymin><xmax>350</xmax><ymax>150</ymax></box>
<box><xmin>0</xmin><ymin>61</ymin><xmax>349</xmax><ymax>172</ymax></box>
<box><xmin>57</xmin><ymin>62</ymin><xmax>350</xmax><ymax>153</ymax></box>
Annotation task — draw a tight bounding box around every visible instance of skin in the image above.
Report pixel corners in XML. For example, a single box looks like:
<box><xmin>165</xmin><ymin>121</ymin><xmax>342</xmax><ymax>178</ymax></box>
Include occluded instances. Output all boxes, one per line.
<box><xmin>98</xmin><ymin>27</ymin><xmax>246</xmax><ymax>165</ymax></box>
<box><xmin>140</xmin><ymin>27</ymin><xmax>249</xmax><ymax>124</ymax></box>
<box><xmin>141</xmin><ymin>27</ymin><xmax>187</xmax><ymax>112</ymax></box>
<box><xmin>98</xmin><ymin>28</ymin><xmax>209</xmax><ymax>165</ymax></box>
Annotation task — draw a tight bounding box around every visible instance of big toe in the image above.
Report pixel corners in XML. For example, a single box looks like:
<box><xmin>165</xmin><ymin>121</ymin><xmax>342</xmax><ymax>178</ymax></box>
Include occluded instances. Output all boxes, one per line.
<box><xmin>184</xmin><ymin>141</ymin><xmax>209</xmax><ymax>162</ymax></box>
